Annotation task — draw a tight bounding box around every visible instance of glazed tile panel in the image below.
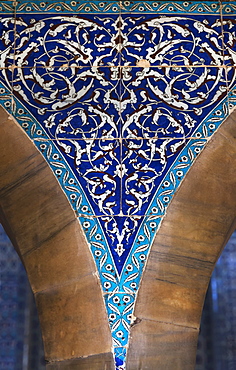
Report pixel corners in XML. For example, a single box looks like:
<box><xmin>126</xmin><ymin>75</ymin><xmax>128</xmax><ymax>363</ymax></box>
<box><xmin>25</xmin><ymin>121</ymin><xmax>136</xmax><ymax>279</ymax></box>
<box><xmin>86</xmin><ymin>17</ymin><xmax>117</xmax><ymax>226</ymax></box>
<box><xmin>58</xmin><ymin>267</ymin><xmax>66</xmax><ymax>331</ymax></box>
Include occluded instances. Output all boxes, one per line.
<box><xmin>0</xmin><ymin>1</ymin><xmax>236</xmax><ymax>368</ymax></box>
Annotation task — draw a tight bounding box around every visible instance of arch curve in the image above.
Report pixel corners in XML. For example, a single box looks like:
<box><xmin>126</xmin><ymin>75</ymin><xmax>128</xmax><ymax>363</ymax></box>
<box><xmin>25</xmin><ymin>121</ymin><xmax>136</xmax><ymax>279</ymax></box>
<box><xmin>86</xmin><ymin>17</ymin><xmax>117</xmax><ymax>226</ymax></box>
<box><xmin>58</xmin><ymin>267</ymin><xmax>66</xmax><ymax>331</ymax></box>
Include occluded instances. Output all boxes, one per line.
<box><xmin>1</xmin><ymin>105</ymin><xmax>236</xmax><ymax>369</ymax></box>
<box><xmin>0</xmin><ymin>105</ymin><xmax>114</xmax><ymax>369</ymax></box>
<box><xmin>127</xmin><ymin>110</ymin><xmax>236</xmax><ymax>369</ymax></box>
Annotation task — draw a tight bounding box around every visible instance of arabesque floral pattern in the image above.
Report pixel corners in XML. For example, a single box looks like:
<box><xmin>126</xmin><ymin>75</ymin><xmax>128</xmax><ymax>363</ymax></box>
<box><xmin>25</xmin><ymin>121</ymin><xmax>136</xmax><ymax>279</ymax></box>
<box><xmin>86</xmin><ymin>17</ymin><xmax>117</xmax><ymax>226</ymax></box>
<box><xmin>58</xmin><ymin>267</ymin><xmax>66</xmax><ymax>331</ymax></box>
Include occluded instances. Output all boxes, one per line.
<box><xmin>1</xmin><ymin>1</ymin><xmax>236</xmax><ymax>368</ymax></box>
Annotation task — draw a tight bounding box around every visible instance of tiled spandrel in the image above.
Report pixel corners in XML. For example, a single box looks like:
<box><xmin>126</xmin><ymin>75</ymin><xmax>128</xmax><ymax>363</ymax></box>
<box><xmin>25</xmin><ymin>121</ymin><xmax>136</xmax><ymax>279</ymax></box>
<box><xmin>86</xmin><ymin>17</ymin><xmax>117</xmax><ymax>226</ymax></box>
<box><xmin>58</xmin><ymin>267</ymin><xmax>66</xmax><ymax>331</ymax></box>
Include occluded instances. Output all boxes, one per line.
<box><xmin>14</xmin><ymin>1</ymin><xmax>123</xmax><ymax>68</ymax></box>
<box><xmin>11</xmin><ymin>66</ymin><xmax>122</xmax><ymax>140</ymax></box>
<box><xmin>1</xmin><ymin>2</ymin><xmax>236</xmax><ymax>370</ymax></box>
<box><xmin>119</xmin><ymin>3</ymin><xmax>223</xmax><ymax>67</ymax></box>
<box><xmin>34</xmin><ymin>137</ymin><xmax>123</xmax><ymax>217</ymax></box>
<box><xmin>120</xmin><ymin>66</ymin><xmax>229</xmax><ymax>140</ymax></box>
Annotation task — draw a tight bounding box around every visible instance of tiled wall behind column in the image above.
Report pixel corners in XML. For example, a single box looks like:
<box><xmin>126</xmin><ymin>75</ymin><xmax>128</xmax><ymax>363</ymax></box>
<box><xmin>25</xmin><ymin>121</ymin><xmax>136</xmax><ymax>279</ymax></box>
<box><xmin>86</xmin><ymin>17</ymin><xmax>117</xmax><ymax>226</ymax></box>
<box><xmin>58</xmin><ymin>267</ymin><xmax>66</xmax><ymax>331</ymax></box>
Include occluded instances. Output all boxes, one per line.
<box><xmin>1</xmin><ymin>224</ymin><xmax>236</xmax><ymax>370</ymax></box>
<box><xmin>1</xmin><ymin>1</ymin><xmax>236</xmax><ymax>368</ymax></box>
<box><xmin>0</xmin><ymin>225</ymin><xmax>45</xmax><ymax>370</ymax></box>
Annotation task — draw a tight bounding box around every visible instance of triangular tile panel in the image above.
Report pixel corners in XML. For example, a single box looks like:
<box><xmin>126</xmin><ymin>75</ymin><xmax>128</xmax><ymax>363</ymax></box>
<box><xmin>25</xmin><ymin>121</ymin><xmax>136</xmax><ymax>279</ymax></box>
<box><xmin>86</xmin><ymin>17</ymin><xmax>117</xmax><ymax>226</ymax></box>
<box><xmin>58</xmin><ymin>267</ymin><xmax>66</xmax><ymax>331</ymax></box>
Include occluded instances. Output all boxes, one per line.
<box><xmin>0</xmin><ymin>1</ymin><xmax>236</xmax><ymax>368</ymax></box>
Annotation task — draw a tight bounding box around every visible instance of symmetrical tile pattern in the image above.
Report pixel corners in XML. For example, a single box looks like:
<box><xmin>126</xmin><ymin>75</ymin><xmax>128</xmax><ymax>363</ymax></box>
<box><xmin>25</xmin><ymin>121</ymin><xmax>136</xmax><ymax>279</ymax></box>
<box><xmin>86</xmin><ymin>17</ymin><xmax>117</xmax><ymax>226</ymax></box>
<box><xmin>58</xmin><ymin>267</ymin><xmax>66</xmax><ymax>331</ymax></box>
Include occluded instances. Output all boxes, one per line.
<box><xmin>1</xmin><ymin>1</ymin><xmax>236</xmax><ymax>368</ymax></box>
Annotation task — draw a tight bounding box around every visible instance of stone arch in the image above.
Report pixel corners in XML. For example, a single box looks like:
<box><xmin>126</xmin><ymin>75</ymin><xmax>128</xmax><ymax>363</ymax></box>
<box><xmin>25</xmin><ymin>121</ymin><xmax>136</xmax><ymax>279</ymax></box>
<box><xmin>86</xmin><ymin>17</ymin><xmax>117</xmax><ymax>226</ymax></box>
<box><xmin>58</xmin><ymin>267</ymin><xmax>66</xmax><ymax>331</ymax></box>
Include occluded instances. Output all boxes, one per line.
<box><xmin>127</xmin><ymin>109</ymin><xmax>236</xmax><ymax>369</ymax></box>
<box><xmin>0</xmin><ymin>105</ymin><xmax>114</xmax><ymax>369</ymax></box>
<box><xmin>1</xmin><ymin>107</ymin><xmax>236</xmax><ymax>370</ymax></box>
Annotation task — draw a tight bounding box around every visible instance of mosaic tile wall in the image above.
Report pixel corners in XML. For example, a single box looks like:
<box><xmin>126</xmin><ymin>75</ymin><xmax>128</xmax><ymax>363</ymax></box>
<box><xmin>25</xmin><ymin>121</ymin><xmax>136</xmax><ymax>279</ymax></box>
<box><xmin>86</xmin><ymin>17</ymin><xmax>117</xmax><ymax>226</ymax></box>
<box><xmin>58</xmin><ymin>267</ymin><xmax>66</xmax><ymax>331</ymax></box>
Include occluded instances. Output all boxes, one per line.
<box><xmin>1</xmin><ymin>1</ymin><xmax>236</xmax><ymax>368</ymax></box>
<box><xmin>0</xmin><ymin>225</ymin><xmax>45</xmax><ymax>370</ymax></box>
<box><xmin>1</xmin><ymin>225</ymin><xmax>236</xmax><ymax>370</ymax></box>
<box><xmin>0</xmin><ymin>225</ymin><xmax>27</xmax><ymax>370</ymax></box>
<box><xmin>209</xmin><ymin>232</ymin><xmax>236</xmax><ymax>370</ymax></box>
<box><xmin>195</xmin><ymin>232</ymin><xmax>236</xmax><ymax>370</ymax></box>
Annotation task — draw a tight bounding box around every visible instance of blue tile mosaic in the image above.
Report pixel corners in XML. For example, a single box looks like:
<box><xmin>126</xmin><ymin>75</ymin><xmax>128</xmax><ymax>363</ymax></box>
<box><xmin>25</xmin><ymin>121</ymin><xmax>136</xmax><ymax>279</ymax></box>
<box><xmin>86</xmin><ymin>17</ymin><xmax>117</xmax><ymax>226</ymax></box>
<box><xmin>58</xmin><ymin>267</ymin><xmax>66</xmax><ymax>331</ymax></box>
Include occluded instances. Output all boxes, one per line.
<box><xmin>0</xmin><ymin>1</ymin><xmax>15</xmax><ymax>14</ymax></box>
<box><xmin>119</xmin><ymin>14</ymin><xmax>224</xmax><ymax>66</ymax></box>
<box><xmin>120</xmin><ymin>66</ymin><xmax>228</xmax><ymax>138</ymax></box>
<box><xmin>16</xmin><ymin>0</ymin><xmax>121</xmax><ymax>14</ymax></box>
<box><xmin>221</xmin><ymin>14</ymin><xmax>236</xmax><ymax>66</ymax></box>
<box><xmin>0</xmin><ymin>2</ymin><xmax>236</xmax><ymax>369</ymax></box>
<box><xmin>12</xmin><ymin>66</ymin><xmax>122</xmax><ymax>139</ymax></box>
<box><xmin>120</xmin><ymin>1</ymin><xmax>221</xmax><ymax>14</ymax></box>
<box><xmin>13</xmin><ymin>13</ymin><xmax>122</xmax><ymax>67</ymax></box>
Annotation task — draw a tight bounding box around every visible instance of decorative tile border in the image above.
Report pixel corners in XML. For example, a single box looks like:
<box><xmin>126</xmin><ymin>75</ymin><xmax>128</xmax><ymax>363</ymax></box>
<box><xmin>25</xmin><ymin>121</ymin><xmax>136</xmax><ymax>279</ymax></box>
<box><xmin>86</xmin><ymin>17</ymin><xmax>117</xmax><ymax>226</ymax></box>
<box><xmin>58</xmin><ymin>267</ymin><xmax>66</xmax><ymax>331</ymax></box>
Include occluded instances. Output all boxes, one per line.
<box><xmin>15</xmin><ymin>0</ymin><xmax>121</xmax><ymax>13</ymax></box>
<box><xmin>120</xmin><ymin>1</ymin><xmax>220</xmax><ymax>13</ymax></box>
<box><xmin>0</xmin><ymin>3</ymin><xmax>235</xmax><ymax>369</ymax></box>
<box><xmin>0</xmin><ymin>79</ymin><xmax>230</xmax><ymax>369</ymax></box>
<box><xmin>0</xmin><ymin>0</ymin><xmax>222</xmax><ymax>14</ymax></box>
<box><xmin>12</xmin><ymin>1</ymin><xmax>221</xmax><ymax>14</ymax></box>
<box><xmin>222</xmin><ymin>1</ymin><xmax>236</xmax><ymax>14</ymax></box>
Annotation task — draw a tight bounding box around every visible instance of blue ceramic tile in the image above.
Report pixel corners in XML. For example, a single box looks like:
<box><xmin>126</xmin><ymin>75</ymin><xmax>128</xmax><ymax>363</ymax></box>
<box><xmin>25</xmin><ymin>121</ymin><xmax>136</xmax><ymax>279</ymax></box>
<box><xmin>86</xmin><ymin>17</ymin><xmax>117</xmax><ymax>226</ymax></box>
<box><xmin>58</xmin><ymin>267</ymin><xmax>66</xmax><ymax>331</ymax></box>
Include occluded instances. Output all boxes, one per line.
<box><xmin>105</xmin><ymin>292</ymin><xmax>135</xmax><ymax>345</ymax></box>
<box><xmin>121</xmin><ymin>138</ymin><xmax>183</xmax><ymax>216</ymax></box>
<box><xmin>0</xmin><ymin>15</ymin><xmax>15</xmax><ymax>58</ymax></box>
<box><xmin>119</xmin><ymin>215</ymin><xmax>157</xmax><ymax>290</ymax></box>
<box><xmin>1</xmin><ymin>3</ymin><xmax>236</xmax><ymax>370</ymax></box>
<box><xmin>15</xmin><ymin>1</ymin><xmax>121</xmax><ymax>14</ymax></box>
<box><xmin>221</xmin><ymin>10</ymin><xmax>236</xmax><ymax>66</ymax></box>
<box><xmin>0</xmin><ymin>4</ymin><xmax>16</xmax><ymax>94</ymax></box>
<box><xmin>0</xmin><ymin>1</ymin><xmax>15</xmax><ymax>14</ymax></box>
<box><xmin>120</xmin><ymin>66</ymin><xmax>228</xmax><ymax>139</ymax></box>
<box><xmin>143</xmin><ymin>138</ymin><xmax>208</xmax><ymax>214</ymax></box>
<box><xmin>36</xmin><ymin>138</ymin><xmax>122</xmax><ymax>216</ymax></box>
<box><xmin>119</xmin><ymin>13</ymin><xmax>223</xmax><ymax>66</ymax></box>
<box><xmin>64</xmin><ymin>139</ymin><xmax>122</xmax><ymax>216</ymax></box>
<box><xmin>114</xmin><ymin>347</ymin><xmax>127</xmax><ymax>370</ymax></box>
<box><xmin>120</xmin><ymin>1</ymin><xmax>220</xmax><ymax>14</ymax></box>
<box><xmin>221</xmin><ymin>1</ymin><xmax>236</xmax><ymax>16</ymax></box>
<box><xmin>0</xmin><ymin>84</ymin><xmax>12</xmax><ymax>114</ymax></box>
<box><xmin>228</xmin><ymin>86</ymin><xmax>236</xmax><ymax>113</ymax></box>
<box><xmin>0</xmin><ymin>67</ymin><xmax>13</xmax><ymax>92</ymax></box>
<box><xmin>100</xmin><ymin>215</ymin><xmax>145</xmax><ymax>274</ymax></box>
<box><xmin>14</xmin><ymin>8</ymin><xmax>122</xmax><ymax>67</ymax></box>
<box><xmin>33</xmin><ymin>139</ymin><xmax>96</xmax><ymax>217</ymax></box>
<box><xmin>79</xmin><ymin>214</ymin><xmax>120</xmax><ymax>288</ymax></box>
<box><xmin>0</xmin><ymin>10</ymin><xmax>15</xmax><ymax>96</ymax></box>
<box><xmin>11</xmin><ymin>66</ymin><xmax>121</xmax><ymax>139</ymax></box>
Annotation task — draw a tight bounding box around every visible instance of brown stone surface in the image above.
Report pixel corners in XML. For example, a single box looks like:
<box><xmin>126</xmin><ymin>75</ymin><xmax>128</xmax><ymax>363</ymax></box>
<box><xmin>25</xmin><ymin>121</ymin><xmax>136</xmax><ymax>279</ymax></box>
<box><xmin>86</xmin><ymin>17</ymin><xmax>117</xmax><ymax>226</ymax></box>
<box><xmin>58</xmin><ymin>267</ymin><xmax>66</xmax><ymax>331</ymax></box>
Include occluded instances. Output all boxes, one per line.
<box><xmin>36</xmin><ymin>274</ymin><xmax>111</xmax><ymax>361</ymax></box>
<box><xmin>0</xmin><ymin>116</ymin><xmax>74</xmax><ymax>256</ymax></box>
<box><xmin>23</xmin><ymin>219</ymin><xmax>95</xmax><ymax>293</ymax></box>
<box><xmin>127</xmin><ymin>319</ymin><xmax>199</xmax><ymax>370</ymax></box>
<box><xmin>127</xmin><ymin>111</ymin><xmax>236</xmax><ymax>368</ymax></box>
<box><xmin>46</xmin><ymin>353</ymin><xmax>115</xmax><ymax>370</ymax></box>
<box><xmin>0</xmin><ymin>107</ymin><xmax>112</xmax><ymax>363</ymax></box>
<box><xmin>2</xmin><ymin>106</ymin><xmax>236</xmax><ymax>369</ymax></box>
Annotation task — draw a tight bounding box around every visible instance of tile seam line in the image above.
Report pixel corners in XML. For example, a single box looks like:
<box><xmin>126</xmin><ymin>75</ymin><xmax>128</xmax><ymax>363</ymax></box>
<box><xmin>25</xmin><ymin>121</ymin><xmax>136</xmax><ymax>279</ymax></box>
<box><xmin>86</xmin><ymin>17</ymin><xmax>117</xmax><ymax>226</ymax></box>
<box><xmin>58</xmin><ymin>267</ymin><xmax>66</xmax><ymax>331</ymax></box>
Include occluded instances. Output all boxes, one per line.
<box><xmin>4</xmin><ymin>65</ymin><xmax>231</xmax><ymax>69</ymax></box>
<box><xmin>32</xmin><ymin>137</ymin><xmax>218</xmax><ymax>141</ymax></box>
<box><xmin>78</xmin><ymin>215</ymin><xmax>163</xmax><ymax>217</ymax></box>
<box><xmin>10</xmin><ymin>11</ymin><xmax>223</xmax><ymax>13</ymax></box>
<box><xmin>102</xmin><ymin>291</ymin><xmax>136</xmax><ymax>295</ymax></box>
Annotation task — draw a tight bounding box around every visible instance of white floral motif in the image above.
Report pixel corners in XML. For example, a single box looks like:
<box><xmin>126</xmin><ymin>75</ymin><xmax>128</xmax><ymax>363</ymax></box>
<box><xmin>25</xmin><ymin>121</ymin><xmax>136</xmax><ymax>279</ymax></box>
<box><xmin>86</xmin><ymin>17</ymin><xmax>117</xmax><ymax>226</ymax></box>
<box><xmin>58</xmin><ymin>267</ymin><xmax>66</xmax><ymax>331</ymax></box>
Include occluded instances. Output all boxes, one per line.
<box><xmin>1</xmin><ymin>7</ymin><xmax>236</xmax><ymax>370</ymax></box>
